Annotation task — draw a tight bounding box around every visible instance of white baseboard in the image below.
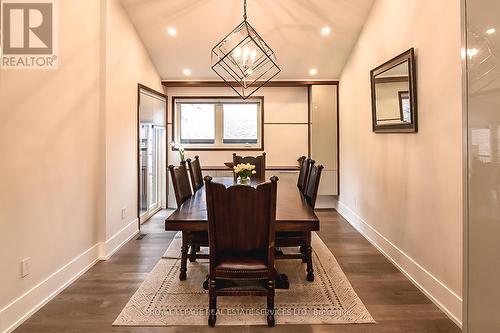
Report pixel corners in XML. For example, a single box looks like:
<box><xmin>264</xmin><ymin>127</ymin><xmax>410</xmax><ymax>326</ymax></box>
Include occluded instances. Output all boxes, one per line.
<box><xmin>0</xmin><ymin>219</ymin><xmax>139</xmax><ymax>333</ymax></box>
<box><xmin>99</xmin><ymin>219</ymin><xmax>139</xmax><ymax>260</ymax></box>
<box><xmin>0</xmin><ymin>244</ymin><xmax>101</xmax><ymax>333</ymax></box>
<box><xmin>334</xmin><ymin>200</ymin><xmax>462</xmax><ymax>328</ymax></box>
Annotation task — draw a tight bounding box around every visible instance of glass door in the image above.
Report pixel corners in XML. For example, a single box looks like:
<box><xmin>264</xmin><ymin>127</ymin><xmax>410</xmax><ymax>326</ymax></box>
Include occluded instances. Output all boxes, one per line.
<box><xmin>140</xmin><ymin>124</ymin><xmax>164</xmax><ymax>223</ymax></box>
<box><xmin>138</xmin><ymin>85</ymin><xmax>167</xmax><ymax>225</ymax></box>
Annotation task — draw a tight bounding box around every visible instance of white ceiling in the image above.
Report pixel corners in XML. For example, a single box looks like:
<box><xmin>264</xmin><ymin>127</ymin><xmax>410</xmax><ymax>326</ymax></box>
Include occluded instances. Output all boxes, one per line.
<box><xmin>120</xmin><ymin>0</ymin><xmax>375</xmax><ymax>80</ymax></box>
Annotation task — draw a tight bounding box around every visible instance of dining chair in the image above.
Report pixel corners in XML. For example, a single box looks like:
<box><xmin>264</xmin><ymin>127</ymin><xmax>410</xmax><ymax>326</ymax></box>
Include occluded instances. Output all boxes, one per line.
<box><xmin>187</xmin><ymin>155</ymin><xmax>203</xmax><ymax>193</ymax></box>
<box><xmin>204</xmin><ymin>175</ymin><xmax>278</xmax><ymax>327</ymax></box>
<box><xmin>232</xmin><ymin>152</ymin><xmax>266</xmax><ymax>180</ymax></box>
<box><xmin>297</xmin><ymin>156</ymin><xmax>311</xmax><ymax>192</ymax></box>
<box><xmin>303</xmin><ymin>163</ymin><xmax>324</xmax><ymax>209</ymax></box>
<box><xmin>168</xmin><ymin>162</ymin><xmax>208</xmax><ymax>280</ymax></box>
<box><xmin>276</xmin><ymin>161</ymin><xmax>323</xmax><ymax>282</ymax></box>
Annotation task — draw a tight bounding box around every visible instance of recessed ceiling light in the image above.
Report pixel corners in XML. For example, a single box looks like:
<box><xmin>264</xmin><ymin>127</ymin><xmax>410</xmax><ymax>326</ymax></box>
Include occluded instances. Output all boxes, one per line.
<box><xmin>167</xmin><ymin>27</ymin><xmax>177</xmax><ymax>36</ymax></box>
<box><xmin>486</xmin><ymin>28</ymin><xmax>496</xmax><ymax>34</ymax></box>
<box><xmin>321</xmin><ymin>26</ymin><xmax>331</xmax><ymax>36</ymax></box>
<box><xmin>309</xmin><ymin>68</ymin><xmax>318</xmax><ymax>76</ymax></box>
<box><xmin>183</xmin><ymin>68</ymin><xmax>191</xmax><ymax>76</ymax></box>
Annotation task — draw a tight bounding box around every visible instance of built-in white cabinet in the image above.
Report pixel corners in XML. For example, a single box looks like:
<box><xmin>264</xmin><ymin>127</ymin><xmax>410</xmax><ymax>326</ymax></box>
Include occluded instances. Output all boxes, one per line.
<box><xmin>265</xmin><ymin>170</ymin><xmax>299</xmax><ymax>183</ymax></box>
<box><xmin>310</xmin><ymin>85</ymin><xmax>339</xmax><ymax>202</ymax></box>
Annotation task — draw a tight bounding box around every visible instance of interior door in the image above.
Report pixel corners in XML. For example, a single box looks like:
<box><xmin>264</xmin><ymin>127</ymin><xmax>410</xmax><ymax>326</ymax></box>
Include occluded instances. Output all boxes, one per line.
<box><xmin>138</xmin><ymin>85</ymin><xmax>167</xmax><ymax>224</ymax></box>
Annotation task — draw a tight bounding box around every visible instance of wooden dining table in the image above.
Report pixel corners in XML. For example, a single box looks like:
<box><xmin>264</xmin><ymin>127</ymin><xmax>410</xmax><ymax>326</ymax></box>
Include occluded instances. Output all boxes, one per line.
<box><xmin>165</xmin><ymin>176</ymin><xmax>319</xmax><ymax>231</ymax></box>
<box><xmin>165</xmin><ymin>176</ymin><xmax>320</xmax><ymax>288</ymax></box>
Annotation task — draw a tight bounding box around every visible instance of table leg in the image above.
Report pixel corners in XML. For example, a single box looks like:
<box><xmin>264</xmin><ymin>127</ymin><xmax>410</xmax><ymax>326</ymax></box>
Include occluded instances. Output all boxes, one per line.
<box><xmin>275</xmin><ymin>271</ymin><xmax>289</xmax><ymax>289</ymax></box>
<box><xmin>180</xmin><ymin>233</ymin><xmax>188</xmax><ymax>280</ymax></box>
<box><xmin>305</xmin><ymin>232</ymin><xmax>314</xmax><ymax>282</ymax></box>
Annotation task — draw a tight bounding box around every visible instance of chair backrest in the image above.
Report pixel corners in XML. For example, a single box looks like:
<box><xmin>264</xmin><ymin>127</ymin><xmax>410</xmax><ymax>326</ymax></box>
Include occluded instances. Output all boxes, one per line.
<box><xmin>297</xmin><ymin>156</ymin><xmax>310</xmax><ymax>192</ymax></box>
<box><xmin>303</xmin><ymin>159</ymin><xmax>315</xmax><ymax>191</ymax></box>
<box><xmin>232</xmin><ymin>152</ymin><xmax>266</xmax><ymax>180</ymax></box>
<box><xmin>304</xmin><ymin>162</ymin><xmax>324</xmax><ymax>209</ymax></box>
<box><xmin>205</xmin><ymin>176</ymin><xmax>278</xmax><ymax>269</ymax></box>
<box><xmin>187</xmin><ymin>155</ymin><xmax>203</xmax><ymax>192</ymax></box>
<box><xmin>168</xmin><ymin>161</ymin><xmax>192</xmax><ymax>207</ymax></box>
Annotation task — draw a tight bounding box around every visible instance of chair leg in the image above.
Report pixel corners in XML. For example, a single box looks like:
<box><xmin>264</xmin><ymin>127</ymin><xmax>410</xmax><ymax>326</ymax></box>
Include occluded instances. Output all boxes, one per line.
<box><xmin>267</xmin><ymin>279</ymin><xmax>275</xmax><ymax>327</ymax></box>
<box><xmin>300</xmin><ymin>245</ymin><xmax>307</xmax><ymax>263</ymax></box>
<box><xmin>203</xmin><ymin>275</ymin><xmax>209</xmax><ymax>290</ymax></box>
<box><xmin>208</xmin><ymin>279</ymin><xmax>217</xmax><ymax>327</ymax></box>
<box><xmin>305</xmin><ymin>232</ymin><xmax>314</xmax><ymax>282</ymax></box>
<box><xmin>189</xmin><ymin>244</ymin><xmax>197</xmax><ymax>262</ymax></box>
<box><xmin>179</xmin><ymin>234</ymin><xmax>188</xmax><ymax>281</ymax></box>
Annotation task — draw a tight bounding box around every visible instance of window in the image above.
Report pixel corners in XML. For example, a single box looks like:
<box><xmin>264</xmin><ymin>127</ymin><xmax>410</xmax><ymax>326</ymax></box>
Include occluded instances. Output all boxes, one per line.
<box><xmin>223</xmin><ymin>103</ymin><xmax>258</xmax><ymax>144</ymax></box>
<box><xmin>179</xmin><ymin>103</ymin><xmax>215</xmax><ymax>144</ymax></box>
<box><xmin>173</xmin><ymin>97</ymin><xmax>263</xmax><ymax>150</ymax></box>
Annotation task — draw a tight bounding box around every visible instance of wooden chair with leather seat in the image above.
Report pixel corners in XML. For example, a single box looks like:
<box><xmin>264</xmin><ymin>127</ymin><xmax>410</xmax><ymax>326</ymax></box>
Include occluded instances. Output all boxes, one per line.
<box><xmin>186</xmin><ymin>155</ymin><xmax>203</xmax><ymax>193</ymax></box>
<box><xmin>204</xmin><ymin>175</ymin><xmax>278</xmax><ymax>327</ymax></box>
<box><xmin>276</xmin><ymin>161</ymin><xmax>323</xmax><ymax>282</ymax></box>
<box><xmin>232</xmin><ymin>152</ymin><xmax>266</xmax><ymax>181</ymax></box>
<box><xmin>168</xmin><ymin>161</ymin><xmax>208</xmax><ymax>280</ymax></box>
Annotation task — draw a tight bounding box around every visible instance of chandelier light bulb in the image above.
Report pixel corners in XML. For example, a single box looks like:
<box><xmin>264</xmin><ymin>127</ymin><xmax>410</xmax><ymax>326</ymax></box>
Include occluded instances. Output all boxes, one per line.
<box><xmin>233</xmin><ymin>47</ymin><xmax>241</xmax><ymax>61</ymax></box>
<box><xmin>250</xmin><ymin>49</ymin><xmax>257</xmax><ymax>64</ymax></box>
<box><xmin>242</xmin><ymin>46</ymin><xmax>250</xmax><ymax>66</ymax></box>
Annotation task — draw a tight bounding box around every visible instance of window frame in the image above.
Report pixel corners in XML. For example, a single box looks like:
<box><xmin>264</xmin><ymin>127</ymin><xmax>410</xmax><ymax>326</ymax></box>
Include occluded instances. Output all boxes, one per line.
<box><xmin>171</xmin><ymin>96</ymin><xmax>264</xmax><ymax>151</ymax></box>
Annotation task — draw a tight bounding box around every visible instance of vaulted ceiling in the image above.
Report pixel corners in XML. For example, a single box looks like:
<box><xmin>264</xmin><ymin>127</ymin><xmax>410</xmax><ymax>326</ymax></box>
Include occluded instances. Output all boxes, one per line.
<box><xmin>120</xmin><ymin>0</ymin><xmax>375</xmax><ymax>80</ymax></box>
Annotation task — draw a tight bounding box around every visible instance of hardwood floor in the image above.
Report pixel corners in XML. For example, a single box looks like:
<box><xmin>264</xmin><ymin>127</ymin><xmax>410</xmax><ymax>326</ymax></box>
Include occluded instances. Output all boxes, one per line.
<box><xmin>14</xmin><ymin>210</ymin><xmax>461</xmax><ymax>332</ymax></box>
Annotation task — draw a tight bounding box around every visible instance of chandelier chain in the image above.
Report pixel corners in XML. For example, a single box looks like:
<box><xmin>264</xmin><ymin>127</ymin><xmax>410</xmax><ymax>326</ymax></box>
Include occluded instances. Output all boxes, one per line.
<box><xmin>243</xmin><ymin>0</ymin><xmax>247</xmax><ymax>20</ymax></box>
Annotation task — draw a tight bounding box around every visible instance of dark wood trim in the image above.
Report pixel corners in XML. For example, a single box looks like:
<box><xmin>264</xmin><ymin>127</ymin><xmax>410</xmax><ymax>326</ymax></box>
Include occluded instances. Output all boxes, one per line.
<box><xmin>171</xmin><ymin>96</ymin><xmax>265</xmax><ymax>151</ymax></box>
<box><xmin>137</xmin><ymin>83</ymin><xmax>168</xmax><ymax>230</ymax></box>
<box><xmin>162</xmin><ymin>80</ymin><xmax>339</xmax><ymax>88</ymax></box>
<box><xmin>138</xmin><ymin>83</ymin><xmax>167</xmax><ymax>99</ymax></box>
<box><xmin>370</xmin><ymin>48</ymin><xmax>418</xmax><ymax>133</ymax></box>
<box><xmin>137</xmin><ymin>85</ymin><xmax>141</xmax><ymax>230</ymax></box>
<box><xmin>378</xmin><ymin>118</ymin><xmax>402</xmax><ymax>121</ymax></box>
<box><xmin>307</xmin><ymin>85</ymin><xmax>312</xmax><ymax>159</ymax></box>
<box><xmin>373</xmin><ymin>76</ymin><xmax>409</xmax><ymax>84</ymax></box>
<box><xmin>336</xmin><ymin>83</ymin><xmax>340</xmax><ymax>197</ymax></box>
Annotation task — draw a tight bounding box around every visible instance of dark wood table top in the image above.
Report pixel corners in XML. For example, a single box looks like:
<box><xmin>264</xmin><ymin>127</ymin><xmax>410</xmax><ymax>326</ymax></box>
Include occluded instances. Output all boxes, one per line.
<box><xmin>165</xmin><ymin>177</ymin><xmax>319</xmax><ymax>232</ymax></box>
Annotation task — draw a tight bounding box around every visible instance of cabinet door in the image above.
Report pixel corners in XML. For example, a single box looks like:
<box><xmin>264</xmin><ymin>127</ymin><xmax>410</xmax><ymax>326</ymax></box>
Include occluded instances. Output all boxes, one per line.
<box><xmin>265</xmin><ymin>170</ymin><xmax>299</xmax><ymax>183</ymax></box>
<box><xmin>310</xmin><ymin>84</ymin><xmax>338</xmax><ymax>196</ymax></box>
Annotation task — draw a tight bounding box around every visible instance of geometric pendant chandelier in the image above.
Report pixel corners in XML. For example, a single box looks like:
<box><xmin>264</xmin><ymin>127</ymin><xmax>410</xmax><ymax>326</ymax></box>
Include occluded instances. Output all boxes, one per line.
<box><xmin>211</xmin><ymin>0</ymin><xmax>281</xmax><ymax>99</ymax></box>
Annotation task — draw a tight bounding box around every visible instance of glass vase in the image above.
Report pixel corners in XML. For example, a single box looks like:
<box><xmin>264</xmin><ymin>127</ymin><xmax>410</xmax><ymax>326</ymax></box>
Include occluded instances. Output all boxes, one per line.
<box><xmin>239</xmin><ymin>175</ymin><xmax>250</xmax><ymax>185</ymax></box>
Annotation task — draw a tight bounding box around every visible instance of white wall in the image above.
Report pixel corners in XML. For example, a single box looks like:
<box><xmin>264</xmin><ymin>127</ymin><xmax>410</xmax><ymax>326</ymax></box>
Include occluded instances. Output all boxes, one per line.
<box><xmin>0</xmin><ymin>1</ymin><xmax>102</xmax><ymax>332</ymax></box>
<box><xmin>103</xmin><ymin>0</ymin><xmax>163</xmax><ymax>252</ymax></box>
<box><xmin>338</xmin><ymin>0</ymin><xmax>462</xmax><ymax>325</ymax></box>
<box><xmin>0</xmin><ymin>1</ymin><xmax>163</xmax><ymax>332</ymax></box>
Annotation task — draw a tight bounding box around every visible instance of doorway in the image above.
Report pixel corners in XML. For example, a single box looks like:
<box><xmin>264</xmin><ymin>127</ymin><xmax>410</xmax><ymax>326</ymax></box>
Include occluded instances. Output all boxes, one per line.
<box><xmin>137</xmin><ymin>84</ymin><xmax>167</xmax><ymax>226</ymax></box>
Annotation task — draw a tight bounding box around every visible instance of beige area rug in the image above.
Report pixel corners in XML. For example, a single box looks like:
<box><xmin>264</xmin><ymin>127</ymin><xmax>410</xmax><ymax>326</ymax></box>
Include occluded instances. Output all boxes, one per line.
<box><xmin>113</xmin><ymin>232</ymin><xmax>374</xmax><ymax>326</ymax></box>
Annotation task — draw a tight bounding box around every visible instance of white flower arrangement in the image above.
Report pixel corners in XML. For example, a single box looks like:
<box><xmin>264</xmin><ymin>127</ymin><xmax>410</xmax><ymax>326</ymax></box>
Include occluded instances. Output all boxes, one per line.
<box><xmin>170</xmin><ymin>142</ymin><xmax>185</xmax><ymax>161</ymax></box>
<box><xmin>234</xmin><ymin>163</ymin><xmax>256</xmax><ymax>179</ymax></box>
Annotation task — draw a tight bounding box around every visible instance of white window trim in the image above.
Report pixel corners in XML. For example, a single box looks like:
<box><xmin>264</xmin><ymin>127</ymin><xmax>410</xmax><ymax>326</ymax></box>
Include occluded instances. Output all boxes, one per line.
<box><xmin>172</xmin><ymin>97</ymin><xmax>263</xmax><ymax>150</ymax></box>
